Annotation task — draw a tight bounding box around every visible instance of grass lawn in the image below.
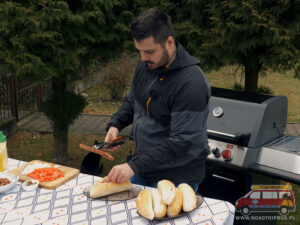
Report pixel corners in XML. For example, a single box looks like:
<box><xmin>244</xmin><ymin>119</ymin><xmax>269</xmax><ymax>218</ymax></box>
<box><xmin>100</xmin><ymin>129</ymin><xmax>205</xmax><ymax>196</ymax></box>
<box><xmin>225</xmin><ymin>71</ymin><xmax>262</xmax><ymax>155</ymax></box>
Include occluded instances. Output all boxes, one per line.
<box><xmin>6</xmin><ymin>63</ymin><xmax>300</xmax><ymax>224</ymax></box>
<box><xmin>7</xmin><ymin>131</ymin><xmax>134</xmax><ymax>177</ymax></box>
<box><xmin>82</xmin><ymin>83</ymin><xmax>124</xmax><ymax>116</ymax></box>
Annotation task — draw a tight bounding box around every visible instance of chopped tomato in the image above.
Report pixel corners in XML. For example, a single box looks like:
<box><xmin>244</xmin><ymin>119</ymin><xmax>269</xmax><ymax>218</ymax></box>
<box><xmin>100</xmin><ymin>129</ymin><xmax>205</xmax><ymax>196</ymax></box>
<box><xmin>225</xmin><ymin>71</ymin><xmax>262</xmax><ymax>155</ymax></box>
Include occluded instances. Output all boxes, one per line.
<box><xmin>27</xmin><ymin>167</ymin><xmax>64</xmax><ymax>182</ymax></box>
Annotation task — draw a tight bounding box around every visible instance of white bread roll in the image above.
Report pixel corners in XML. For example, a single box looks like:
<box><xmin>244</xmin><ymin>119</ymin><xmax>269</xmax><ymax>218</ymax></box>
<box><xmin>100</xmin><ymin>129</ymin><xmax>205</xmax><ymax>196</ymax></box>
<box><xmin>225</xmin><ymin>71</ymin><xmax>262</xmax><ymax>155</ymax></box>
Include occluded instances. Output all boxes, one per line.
<box><xmin>151</xmin><ymin>189</ymin><xmax>167</xmax><ymax>218</ymax></box>
<box><xmin>90</xmin><ymin>177</ymin><xmax>132</xmax><ymax>198</ymax></box>
<box><xmin>178</xmin><ymin>183</ymin><xmax>197</xmax><ymax>212</ymax></box>
<box><xmin>136</xmin><ymin>189</ymin><xmax>154</xmax><ymax>220</ymax></box>
<box><xmin>167</xmin><ymin>188</ymin><xmax>183</xmax><ymax>217</ymax></box>
<box><xmin>157</xmin><ymin>180</ymin><xmax>175</xmax><ymax>205</ymax></box>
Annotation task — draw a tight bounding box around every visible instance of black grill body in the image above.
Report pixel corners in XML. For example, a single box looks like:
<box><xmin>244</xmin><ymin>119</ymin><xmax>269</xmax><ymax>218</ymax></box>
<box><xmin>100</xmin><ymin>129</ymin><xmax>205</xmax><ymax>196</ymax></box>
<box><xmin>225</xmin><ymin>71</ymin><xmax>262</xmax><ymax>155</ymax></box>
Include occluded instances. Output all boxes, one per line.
<box><xmin>198</xmin><ymin>87</ymin><xmax>289</xmax><ymax>210</ymax></box>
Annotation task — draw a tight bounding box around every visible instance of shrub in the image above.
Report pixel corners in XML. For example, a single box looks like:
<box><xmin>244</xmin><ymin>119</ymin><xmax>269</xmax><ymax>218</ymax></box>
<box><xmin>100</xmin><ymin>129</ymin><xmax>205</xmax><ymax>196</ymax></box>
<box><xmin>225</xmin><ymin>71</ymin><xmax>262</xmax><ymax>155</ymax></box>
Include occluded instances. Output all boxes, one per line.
<box><xmin>101</xmin><ymin>54</ymin><xmax>135</xmax><ymax>101</ymax></box>
<box><xmin>257</xmin><ymin>85</ymin><xmax>273</xmax><ymax>95</ymax></box>
<box><xmin>232</xmin><ymin>83</ymin><xmax>244</xmax><ymax>91</ymax></box>
<box><xmin>233</xmin><ymin>83</ymin><xmax>273</xmax><ymax>95</ymax></box>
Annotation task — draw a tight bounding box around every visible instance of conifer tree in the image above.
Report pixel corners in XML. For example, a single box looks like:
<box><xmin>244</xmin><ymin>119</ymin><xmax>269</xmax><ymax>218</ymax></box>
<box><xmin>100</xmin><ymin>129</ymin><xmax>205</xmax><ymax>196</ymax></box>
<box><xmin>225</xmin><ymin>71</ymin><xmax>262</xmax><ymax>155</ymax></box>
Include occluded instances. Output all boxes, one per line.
<box><xmin>0</xmin><ymin>0</ymin><xmax>133</xmax><ymax>162</ymax></box>
<box><xmin>179</xmin><ymin>0</ymin><xmax>300</xmax><ymax>92</ymax></box>
<box><xmin>132</xmin><ymin>0</ymin><xmax>300</xmax><ymax>92</ymax></box>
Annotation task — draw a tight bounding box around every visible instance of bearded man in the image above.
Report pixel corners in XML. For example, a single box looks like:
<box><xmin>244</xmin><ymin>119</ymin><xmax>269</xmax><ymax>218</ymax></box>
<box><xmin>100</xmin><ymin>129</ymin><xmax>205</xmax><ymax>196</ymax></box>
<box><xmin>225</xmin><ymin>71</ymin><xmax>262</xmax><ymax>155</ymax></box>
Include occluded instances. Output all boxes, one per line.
<box><xmin>104</xmin><ymin>8</ymin><xmax>211</xmax><ymax>192</ymax></box>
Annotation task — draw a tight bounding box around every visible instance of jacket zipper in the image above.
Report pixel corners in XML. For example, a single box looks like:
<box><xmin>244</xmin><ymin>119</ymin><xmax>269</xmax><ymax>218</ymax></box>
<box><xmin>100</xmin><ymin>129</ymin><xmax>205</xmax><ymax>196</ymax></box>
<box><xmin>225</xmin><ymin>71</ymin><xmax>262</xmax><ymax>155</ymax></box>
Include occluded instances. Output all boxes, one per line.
<box><xmin>146</xmin><ymin>97</ymin><xmax>152</xmax><ymax>115</ymax></box>
<box><xmin>146</xmin><ymin>76</ymin><xmax>159</xmax><ymax>115</ymax></box>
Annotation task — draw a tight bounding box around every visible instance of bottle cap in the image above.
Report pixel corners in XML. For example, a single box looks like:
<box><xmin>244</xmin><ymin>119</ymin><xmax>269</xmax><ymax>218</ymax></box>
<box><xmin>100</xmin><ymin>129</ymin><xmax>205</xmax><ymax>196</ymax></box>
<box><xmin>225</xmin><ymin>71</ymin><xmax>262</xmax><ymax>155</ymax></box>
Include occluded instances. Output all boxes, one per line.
<box><xmin>0</xmin><ymin>131</ymin><xmax>6</xmax><ymax>143</ymax></box>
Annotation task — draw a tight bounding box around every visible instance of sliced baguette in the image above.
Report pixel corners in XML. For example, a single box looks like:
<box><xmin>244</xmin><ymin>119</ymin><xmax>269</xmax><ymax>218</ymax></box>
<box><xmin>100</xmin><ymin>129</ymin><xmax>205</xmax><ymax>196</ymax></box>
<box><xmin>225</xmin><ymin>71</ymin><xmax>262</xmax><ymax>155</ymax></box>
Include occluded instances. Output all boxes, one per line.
<box><xmin>178</xmin><ymin>183</ymin><xmax>197</xmax><ymax>212</ymax></box>
<box><xmin>89</xmin><ymin>177</ymin><xmax>132</xmax><ymax>198</ymax></box>
<box><xmin>157</xmin><ymin>180</ymin><xmax>176</xmax><ymax>205</ymax></box>
<box><xmin>151</xmin><ymin>189</ymin><xmax>167</xmax><ymax>218</ymax></box>
<box><xmin>136</xmin><ymin>189</ymin><xmax>154</xmax><ymax>220</ymax></box>
<box><xmin>167</xmin><ymin>188</ymin><xmax>183</xmax><ymax>217</ymax></box>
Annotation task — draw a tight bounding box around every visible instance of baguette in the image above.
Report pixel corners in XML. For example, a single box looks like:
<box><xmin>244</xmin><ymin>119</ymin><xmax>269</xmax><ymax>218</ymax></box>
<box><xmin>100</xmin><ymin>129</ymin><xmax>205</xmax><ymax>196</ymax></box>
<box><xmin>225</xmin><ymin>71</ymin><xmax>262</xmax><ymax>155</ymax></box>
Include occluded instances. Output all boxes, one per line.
<box><xmin>89</xmin><ymin>177</ymin><xmax>132</xmax><ymax>198</ymax></box>
<box><xmin>178</xmin><ymin>183</ymin><xmax>197</xmax><ymax>212</ymax></box>
<box><xmin>167</xmin><ymin>188</ymin><xmax>183</xmax><ymax>217</ymax></box>
<box><xmin>136</xmin><ymin>189</ymin><xmax>154</xmax><ymax>220</ymax></box>
<box><xmin>151</xmin><ymin>189</ymin><xmax>167</xmax><ymax>218</ymax></box>
<box><xmin>157</xmin><ymin>180</ymin><xmax>175</xmax><ymax>205</ymax></box>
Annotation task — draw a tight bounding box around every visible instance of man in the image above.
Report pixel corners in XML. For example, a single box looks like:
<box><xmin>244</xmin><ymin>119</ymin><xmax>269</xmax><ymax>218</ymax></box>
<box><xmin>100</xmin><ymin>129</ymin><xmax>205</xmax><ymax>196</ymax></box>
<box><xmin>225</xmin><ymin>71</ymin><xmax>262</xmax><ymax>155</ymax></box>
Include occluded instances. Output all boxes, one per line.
<box><xmin>105</xmin><ymin>8</ymin><xmax>211</xmax><ymax>192</ymax></box>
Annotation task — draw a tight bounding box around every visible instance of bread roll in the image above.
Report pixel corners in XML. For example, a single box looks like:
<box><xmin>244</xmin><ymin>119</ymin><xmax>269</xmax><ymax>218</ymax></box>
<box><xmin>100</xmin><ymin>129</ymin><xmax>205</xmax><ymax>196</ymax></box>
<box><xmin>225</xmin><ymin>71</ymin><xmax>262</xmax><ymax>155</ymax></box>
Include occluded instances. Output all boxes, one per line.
<box><xmin>151</xmin><ymin>189</ymin><xmax>167</xmax><ymax>218</ymax></box>
<box><xmin>136</xmin><ymin>189</ymin><xmax>154</xmax><ymax>220</ymax></box>
<box><xmin>89</xmin><ymin>177</ymin><xmax>132</xmax><ymax>198</ymax></box>
<box><xmin>157</xmin><ymin>180</ymin><xmax>175</xmax><ymax>205</ymax></box>
<box><xmin>167</xmin><ymin>188</ymin><xmax>183</xmax><ymax>217</ymax></box>
<box><xmin>178</xmin><ymin>183</ymin><xmax>197</xmax><ymax>212</ymax></box>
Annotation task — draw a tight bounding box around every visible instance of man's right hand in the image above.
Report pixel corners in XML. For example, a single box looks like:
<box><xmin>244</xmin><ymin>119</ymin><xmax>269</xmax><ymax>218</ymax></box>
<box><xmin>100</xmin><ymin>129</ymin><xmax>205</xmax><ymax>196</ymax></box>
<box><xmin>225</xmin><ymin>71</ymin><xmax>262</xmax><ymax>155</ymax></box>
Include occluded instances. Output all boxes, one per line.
<box><xmin>105</xmin><ymin>126</ymin><xmax>120</xmax><ymax>142</ymax></box>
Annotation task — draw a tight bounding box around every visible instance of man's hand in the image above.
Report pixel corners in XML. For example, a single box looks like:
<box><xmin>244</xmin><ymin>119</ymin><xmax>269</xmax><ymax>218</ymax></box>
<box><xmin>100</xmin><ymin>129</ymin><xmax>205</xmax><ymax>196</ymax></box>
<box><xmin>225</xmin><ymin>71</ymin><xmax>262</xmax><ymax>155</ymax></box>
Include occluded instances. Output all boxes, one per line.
<box><xmin>106</xmin><ymin>163</ymin><xmax>134</xmax><ymax>183</ymax></box>
<box><xmin>105</xmin><ymin>126</ymin><xmax>119</xmax><ymax>142</ymax></box>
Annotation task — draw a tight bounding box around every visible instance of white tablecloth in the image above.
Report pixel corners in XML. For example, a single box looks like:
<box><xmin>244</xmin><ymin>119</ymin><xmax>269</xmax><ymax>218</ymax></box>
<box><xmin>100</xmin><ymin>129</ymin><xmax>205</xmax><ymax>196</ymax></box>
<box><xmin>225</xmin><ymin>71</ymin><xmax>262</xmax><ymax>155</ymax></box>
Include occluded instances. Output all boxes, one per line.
<box><xmin>0</xmin><ymin>158</ymin><xmax>235</xmax><ymax>225</ymax></box>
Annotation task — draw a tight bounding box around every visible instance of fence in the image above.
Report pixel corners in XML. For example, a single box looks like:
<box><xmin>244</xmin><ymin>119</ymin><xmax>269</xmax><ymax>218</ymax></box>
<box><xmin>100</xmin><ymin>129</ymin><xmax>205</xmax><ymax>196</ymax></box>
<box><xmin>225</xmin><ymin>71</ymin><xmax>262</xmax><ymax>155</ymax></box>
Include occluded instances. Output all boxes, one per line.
<box><xmin>0</xmin><ymin>74</ymin><xmax>51</xmax><ymax>122</ymax></box>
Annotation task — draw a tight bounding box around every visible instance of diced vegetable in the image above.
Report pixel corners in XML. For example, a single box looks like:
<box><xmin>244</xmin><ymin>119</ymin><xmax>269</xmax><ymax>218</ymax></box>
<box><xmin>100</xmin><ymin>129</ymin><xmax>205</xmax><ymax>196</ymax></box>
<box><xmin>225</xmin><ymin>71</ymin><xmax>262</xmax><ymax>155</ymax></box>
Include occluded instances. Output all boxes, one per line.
<box><xmin>27</xmin><ymin>167</ymin><xmax>64</xmax><ymax>182</ymax></box>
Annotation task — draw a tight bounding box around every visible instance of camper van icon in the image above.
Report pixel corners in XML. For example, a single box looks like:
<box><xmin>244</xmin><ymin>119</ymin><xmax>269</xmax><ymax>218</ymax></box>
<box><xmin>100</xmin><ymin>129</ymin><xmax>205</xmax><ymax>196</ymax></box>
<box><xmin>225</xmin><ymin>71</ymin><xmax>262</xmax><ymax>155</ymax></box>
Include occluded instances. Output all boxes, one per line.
<box><xmin>235</xmin><ymin>185</ymin><xmax>296</xmax><ymax>216</ymax></box>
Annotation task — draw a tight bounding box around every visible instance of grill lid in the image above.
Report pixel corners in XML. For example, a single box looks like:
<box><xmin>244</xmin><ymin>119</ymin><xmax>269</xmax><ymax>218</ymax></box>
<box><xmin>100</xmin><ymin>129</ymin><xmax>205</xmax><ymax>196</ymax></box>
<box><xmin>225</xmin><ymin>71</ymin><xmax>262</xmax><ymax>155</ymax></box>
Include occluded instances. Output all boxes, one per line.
<box><xmin>207</xmin><ymin>87</ymin><xmax>288</xmax><ymax>148</ymax></box>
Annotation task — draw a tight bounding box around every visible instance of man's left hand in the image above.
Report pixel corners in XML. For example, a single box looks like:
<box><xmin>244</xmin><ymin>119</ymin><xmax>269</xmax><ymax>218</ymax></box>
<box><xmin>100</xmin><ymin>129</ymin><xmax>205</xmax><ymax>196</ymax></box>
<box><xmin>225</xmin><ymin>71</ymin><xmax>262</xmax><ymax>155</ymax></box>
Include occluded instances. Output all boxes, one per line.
<box><xmin>106</xmin><ymin>163</ymin><xmax>134</xmax><ymax>183</ymax></box>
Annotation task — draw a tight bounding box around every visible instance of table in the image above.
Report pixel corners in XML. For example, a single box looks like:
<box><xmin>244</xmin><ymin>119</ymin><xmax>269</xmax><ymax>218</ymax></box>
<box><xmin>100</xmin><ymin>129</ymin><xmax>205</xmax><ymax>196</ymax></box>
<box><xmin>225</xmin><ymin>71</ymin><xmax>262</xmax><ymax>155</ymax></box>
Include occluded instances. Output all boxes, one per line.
<box><xmin>0</xmin><ymin>158</ymin><xmax>235</xmax><ymax>225</ymax></box>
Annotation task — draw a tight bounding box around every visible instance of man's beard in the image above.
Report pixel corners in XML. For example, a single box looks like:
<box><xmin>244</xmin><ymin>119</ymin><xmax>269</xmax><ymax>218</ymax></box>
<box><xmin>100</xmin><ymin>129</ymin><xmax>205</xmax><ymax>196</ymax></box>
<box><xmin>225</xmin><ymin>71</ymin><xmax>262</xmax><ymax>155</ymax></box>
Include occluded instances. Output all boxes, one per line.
<box><xmin>146</xmin><ymin>48</ymin><xmax>170</xmax><ymax>69</ymax></box>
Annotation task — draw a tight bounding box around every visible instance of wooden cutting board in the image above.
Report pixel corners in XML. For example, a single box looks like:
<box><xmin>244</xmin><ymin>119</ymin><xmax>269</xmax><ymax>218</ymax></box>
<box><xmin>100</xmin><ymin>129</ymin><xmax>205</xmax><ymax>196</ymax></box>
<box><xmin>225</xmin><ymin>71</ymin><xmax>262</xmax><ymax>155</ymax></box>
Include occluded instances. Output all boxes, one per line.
<box><xmin>8</xmin><ymin>160</ymin><xmax>80</xmax><ymax>189</ymax></box>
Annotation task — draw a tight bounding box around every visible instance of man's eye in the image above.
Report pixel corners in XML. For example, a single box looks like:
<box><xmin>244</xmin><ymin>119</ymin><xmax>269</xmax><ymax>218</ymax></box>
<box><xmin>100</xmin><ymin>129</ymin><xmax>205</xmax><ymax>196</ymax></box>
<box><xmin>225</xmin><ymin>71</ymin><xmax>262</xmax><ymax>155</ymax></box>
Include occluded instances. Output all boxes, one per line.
<box><xmin>145</xmin><ymin>50</ymin><xmax>154</xmax><ymax>54</ymax></box>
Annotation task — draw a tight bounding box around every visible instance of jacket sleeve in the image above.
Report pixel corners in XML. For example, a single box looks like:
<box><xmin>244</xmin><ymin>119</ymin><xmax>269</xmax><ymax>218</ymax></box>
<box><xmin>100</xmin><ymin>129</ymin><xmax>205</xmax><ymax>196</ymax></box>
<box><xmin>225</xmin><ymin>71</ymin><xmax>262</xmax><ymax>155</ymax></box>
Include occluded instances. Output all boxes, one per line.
<box><xmin>128</xmin><ymin>68</ymin><xmax>211</xmax><ymax>173</ymax></box>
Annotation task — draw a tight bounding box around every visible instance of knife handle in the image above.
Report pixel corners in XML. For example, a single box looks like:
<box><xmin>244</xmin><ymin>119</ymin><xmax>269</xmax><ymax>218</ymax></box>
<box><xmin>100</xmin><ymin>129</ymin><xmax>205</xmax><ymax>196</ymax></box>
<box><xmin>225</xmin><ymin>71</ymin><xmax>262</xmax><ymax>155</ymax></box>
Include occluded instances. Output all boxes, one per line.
<box><xmin>79</xmin><ymin>144</ymin><xmax>114</xmax><ymax>161</ymax></box>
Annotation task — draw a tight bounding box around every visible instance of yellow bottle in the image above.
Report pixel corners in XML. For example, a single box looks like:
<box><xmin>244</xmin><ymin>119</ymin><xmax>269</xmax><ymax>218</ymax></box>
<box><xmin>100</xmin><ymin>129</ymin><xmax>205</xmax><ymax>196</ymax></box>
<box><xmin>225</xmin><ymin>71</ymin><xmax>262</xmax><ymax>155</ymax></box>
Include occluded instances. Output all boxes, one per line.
<box><xmin>0</xmin><ymin>154</ymin><xmax>3</xmax><ymax>172</ymax></box>
<box><xmin>0</xmin><ymin>131</ymin><xmax>8</xmax><ymax>171</ymax></box>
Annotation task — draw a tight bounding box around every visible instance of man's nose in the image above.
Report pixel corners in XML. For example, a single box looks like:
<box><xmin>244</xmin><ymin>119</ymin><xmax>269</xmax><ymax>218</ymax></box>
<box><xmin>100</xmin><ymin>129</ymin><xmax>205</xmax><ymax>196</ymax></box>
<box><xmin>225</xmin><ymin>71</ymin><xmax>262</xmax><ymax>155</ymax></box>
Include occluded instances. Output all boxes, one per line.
<box><xmin>140</xmin><ymin>52</ymin><xmax>148</xmax><ymax>62</ymax></box>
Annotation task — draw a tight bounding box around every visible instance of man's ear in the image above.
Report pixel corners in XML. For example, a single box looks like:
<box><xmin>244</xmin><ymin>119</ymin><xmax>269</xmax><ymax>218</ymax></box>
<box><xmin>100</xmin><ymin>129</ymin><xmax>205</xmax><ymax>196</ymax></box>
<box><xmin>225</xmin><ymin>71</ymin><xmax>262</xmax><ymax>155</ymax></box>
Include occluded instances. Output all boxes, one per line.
<box><xmin>166</xmin><ymin>36</ymin><xmax>175</xmax><ymax>46</ymax></box>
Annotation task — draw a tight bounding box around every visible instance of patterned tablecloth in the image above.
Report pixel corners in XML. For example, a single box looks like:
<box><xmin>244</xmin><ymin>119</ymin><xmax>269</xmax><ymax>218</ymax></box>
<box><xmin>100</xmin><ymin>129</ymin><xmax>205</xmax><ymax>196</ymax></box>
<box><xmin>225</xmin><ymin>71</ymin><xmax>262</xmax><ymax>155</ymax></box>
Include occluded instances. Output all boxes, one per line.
<box><xmin>0</xmin><ymin>158</ymin><xmax>235</xmax><ymax>225</ymax></box>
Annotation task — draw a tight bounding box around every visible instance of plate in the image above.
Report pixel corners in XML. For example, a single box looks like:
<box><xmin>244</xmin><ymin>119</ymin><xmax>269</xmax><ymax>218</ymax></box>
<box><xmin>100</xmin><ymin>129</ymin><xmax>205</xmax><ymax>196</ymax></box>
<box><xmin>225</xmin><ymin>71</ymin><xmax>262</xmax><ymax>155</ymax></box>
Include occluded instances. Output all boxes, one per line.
<box><xmin>83</xmin><ymin>184</ymin><xmax>143</xmax><ymax>201</ymax></box>
<box><xmin>139</xmin><ymin>194</ymin><xmax>203</xmax><ymax>221</ymax></box>
<box><xmin>0</xmin><ymin>172</ymin><xmax>19</xmax><ymax>193</ymax></box>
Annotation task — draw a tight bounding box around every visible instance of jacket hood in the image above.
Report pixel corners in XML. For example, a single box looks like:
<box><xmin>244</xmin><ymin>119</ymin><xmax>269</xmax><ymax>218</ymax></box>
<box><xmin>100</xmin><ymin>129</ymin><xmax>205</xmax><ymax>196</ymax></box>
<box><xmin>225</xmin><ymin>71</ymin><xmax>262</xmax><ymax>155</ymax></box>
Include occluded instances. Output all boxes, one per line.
<box><xmin>143</xmin><ymin>42</ymin><xmax>200</xmax><ymax>75</ymax></box>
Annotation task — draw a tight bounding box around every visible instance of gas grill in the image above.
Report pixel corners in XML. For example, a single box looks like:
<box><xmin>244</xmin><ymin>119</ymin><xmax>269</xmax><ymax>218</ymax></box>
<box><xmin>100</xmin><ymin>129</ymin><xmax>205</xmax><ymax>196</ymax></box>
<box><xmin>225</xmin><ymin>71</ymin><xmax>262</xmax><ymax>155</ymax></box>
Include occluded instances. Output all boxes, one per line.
<box><xmin>198</xmin><ymin>87</ymin><xmax>300</xmax><ymax>204</ymax></box>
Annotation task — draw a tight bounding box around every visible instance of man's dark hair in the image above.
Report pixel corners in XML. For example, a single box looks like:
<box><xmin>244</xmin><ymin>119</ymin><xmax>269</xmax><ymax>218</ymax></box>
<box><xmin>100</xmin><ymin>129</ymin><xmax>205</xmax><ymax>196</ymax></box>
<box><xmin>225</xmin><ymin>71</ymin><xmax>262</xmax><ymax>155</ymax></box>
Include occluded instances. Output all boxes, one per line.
<box><xmin>129</xmin><ymin>8</ymin><xmax>175</xmax><ymax>45</ymax></box>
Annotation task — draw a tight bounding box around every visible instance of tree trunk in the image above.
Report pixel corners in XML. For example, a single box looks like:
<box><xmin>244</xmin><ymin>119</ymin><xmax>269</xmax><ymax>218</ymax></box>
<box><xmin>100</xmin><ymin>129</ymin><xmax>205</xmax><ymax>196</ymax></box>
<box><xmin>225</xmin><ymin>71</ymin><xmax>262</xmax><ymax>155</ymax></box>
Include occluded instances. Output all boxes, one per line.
<box><xmin>52</xmin><ymin>125</ymin><xmax>69</xmax><ymax>163</ymax></box>
<box><xmin>51</xmin><ymin>77</ymin><xmax>69</xmax><ymax>163</ymax></box>
<box><xmin>243</xmin><ymin>52</ymin><xmax>262</xmax><ymax>92</ymax></box>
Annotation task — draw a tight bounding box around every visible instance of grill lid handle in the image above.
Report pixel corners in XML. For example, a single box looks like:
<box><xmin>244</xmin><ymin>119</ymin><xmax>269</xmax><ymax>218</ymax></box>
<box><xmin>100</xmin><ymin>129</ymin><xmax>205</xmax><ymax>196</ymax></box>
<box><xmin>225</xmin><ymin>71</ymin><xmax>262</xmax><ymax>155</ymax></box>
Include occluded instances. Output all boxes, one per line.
<box><xmin>207</xmin><ymin>130</ymin><xmax>251</xmax><ymax>146</ymax></box>
<box><xmin>207</xmin><ymin>129</ymin><xmax>236</xmax><ymax>141</ymax></box>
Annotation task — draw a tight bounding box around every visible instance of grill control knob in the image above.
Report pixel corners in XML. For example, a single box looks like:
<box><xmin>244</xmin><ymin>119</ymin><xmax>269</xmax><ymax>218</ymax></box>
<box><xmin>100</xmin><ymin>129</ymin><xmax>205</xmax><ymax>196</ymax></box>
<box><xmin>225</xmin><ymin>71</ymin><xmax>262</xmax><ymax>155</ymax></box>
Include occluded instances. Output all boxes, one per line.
<box><xmin>222</xmin><ymin>149</ymin><xmax>232</xmax><ymax>161</ymax></box>
<box><xmin>212</xmin><ymin>148</ymin><xmax>220</xmax><ymax>158</ymax></box>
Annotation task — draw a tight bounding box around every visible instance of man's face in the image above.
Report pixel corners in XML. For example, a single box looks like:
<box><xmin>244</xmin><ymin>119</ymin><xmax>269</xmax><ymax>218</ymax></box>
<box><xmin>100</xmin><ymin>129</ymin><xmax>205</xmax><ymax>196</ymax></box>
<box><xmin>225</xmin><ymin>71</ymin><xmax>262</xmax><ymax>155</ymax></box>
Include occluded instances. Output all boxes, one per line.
<box><xmin>134</xmin><ymin>36</ymin><xmax>171</xmax><ymax>69</ymax></box>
